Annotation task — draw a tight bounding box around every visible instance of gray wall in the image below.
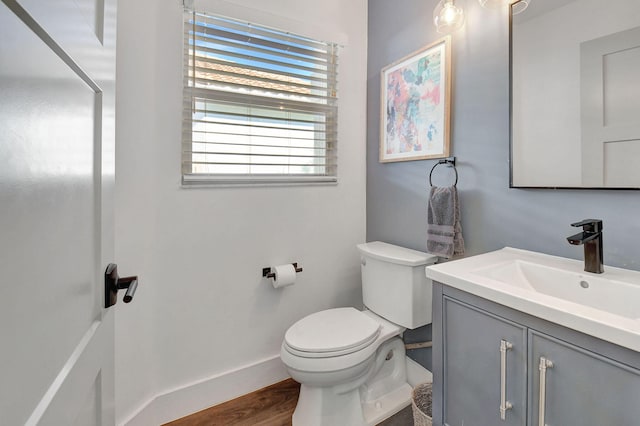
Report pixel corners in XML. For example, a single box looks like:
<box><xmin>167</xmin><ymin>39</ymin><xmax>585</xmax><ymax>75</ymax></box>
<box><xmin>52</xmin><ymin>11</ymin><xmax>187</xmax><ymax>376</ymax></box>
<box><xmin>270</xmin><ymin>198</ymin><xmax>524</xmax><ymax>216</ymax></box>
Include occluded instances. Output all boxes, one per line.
<box><xmin>368</xmin><ymin>0</ymin><xmax>640</xmax><ymax>269</ymax></box>
<box><xmin>367</xmin><ymin>0</ymin><xmax>640</xmax><ymax>368</ymax></box>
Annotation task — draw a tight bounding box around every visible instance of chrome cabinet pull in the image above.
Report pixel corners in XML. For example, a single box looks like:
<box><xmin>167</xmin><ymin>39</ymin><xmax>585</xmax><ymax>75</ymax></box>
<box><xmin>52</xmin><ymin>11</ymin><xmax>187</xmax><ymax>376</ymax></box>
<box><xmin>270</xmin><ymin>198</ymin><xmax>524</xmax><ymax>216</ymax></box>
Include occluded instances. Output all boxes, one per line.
<box><xmin>499</xmin><ymin>339</ymin><xmax>514</xmax><ymax>420</ymax></box>
<box><xmin>538</xmin><ymin>356</ymin><xmax>554</xmax><ymax>426</ymax></box>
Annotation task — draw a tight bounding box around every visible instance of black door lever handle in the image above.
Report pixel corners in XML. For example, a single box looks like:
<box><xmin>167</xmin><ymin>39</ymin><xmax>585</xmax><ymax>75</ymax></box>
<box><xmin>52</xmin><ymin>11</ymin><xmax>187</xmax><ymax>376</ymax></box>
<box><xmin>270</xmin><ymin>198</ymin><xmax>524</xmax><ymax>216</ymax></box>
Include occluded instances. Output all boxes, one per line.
<box><xmin>105</xmin><ymin>264</ymin><xmax>139</xmax><ymax>308</ymax></box>
<box><xmin>123</xmin><ymin>278</ymin><xmax>138</xmax><ymax>303</ymax></box>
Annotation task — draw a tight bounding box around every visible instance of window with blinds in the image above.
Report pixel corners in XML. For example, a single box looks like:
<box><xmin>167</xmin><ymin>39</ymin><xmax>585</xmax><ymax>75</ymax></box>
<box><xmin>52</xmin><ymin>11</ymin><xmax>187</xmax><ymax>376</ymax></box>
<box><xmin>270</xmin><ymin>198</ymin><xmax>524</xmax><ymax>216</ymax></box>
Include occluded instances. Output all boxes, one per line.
<box><xmin>182</xmin><ymin>10</ymin><xmax>339</xmax><ymax>185</ymax></box>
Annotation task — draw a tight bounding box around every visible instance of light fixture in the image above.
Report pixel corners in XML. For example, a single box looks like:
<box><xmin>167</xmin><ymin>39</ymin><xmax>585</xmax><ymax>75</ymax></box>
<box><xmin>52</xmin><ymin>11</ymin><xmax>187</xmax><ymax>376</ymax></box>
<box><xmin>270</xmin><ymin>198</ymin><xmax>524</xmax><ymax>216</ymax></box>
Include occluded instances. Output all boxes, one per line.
<box><xmin>433</xmin><ymin>0</ymin><xmax>465</xmax><ymax>34</ymax></box>
<box><xmin>510</xmin><ymin>0</ymin><xmax>530</xmax><ymax>14</ymax></box>
<box><xmin>478</xmin><ymin>0</ymin><xmax>530</xmax><ymax>15</ymax></box>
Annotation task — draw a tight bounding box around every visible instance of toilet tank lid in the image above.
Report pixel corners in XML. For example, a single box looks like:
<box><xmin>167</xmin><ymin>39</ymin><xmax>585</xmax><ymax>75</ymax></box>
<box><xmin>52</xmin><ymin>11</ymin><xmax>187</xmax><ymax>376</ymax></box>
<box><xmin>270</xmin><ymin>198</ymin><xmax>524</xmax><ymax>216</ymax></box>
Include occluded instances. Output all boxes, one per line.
<box><xmin>357</xmin><ymin>241</ymin><xmax>438</xmax><ymax>266</ymax></box>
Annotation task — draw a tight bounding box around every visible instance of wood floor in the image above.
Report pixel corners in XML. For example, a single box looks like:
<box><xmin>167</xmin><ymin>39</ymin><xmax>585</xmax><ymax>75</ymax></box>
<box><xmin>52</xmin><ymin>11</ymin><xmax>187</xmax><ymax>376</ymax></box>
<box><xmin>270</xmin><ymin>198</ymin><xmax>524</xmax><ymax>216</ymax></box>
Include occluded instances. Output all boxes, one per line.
<box><xmin>164</xmin><ymin>379</ymin><xmax>300</xmax><ymax>426</ymax></box>
<box><xmin>164</xmin><ymin>379</ymin><xmax>414</xmax><ymax>426</ymax></box>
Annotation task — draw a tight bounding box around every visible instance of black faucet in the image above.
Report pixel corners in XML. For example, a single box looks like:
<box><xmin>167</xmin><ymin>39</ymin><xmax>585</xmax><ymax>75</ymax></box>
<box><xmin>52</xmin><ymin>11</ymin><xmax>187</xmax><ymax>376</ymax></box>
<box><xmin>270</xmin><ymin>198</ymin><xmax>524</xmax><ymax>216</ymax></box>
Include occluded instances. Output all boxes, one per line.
<box><xmin>567</xmin><ymin>219</ymin><xmax>603</xmax><ymax>274</ymax></box>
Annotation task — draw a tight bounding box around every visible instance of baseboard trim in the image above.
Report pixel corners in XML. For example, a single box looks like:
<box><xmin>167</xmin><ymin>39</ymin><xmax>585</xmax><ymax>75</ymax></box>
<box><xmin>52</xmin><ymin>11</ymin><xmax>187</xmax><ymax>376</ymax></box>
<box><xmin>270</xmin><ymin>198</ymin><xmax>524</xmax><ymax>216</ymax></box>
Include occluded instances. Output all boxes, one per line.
<box><xmin>406</xmin><ymin>356</ymin><xmax>432</xmax><ymax>387</ymax></box>
<box><xmin>120</xmin><ymin>355</ymin><xmax>289</xmax><ymax>426</ymax></box>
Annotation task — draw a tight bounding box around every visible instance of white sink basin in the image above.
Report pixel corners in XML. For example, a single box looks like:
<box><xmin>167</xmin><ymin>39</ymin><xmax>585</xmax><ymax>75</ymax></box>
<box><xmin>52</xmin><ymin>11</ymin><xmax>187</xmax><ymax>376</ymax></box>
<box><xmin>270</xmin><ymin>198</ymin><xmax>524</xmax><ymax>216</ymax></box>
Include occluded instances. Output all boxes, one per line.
<box><xmin>426</xmin><ymin>247</ymin><xmax>640</xmax><ymax>352</ymax></box>
<box><xmin>472</xmin><ymin>258</ymin><xmax>640</xmax><ymax>320</ymax></box>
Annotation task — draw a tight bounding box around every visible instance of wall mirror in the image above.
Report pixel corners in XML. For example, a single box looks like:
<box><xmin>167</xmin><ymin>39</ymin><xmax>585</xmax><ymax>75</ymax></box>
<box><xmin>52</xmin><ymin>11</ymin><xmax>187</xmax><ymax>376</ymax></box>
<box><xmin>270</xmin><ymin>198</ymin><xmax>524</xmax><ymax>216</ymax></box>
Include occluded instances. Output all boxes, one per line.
<box><xmin>510</xmin><ymin>0</ymin><xmax>640</xmax><ymax>188</ymax></box>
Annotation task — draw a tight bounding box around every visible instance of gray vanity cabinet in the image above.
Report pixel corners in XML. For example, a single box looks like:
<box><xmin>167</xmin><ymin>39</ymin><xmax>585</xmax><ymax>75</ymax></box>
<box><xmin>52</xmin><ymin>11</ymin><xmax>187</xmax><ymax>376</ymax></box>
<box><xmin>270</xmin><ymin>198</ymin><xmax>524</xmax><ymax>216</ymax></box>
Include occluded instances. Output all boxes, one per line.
<box><xmin>529</xmin><ymin>330</ymin><xmax>640</xmax><ymax>426</ymax></box>
<box><xmin>442</xmin><ymin>297</ymin><xmax>527</xmax><ymax>426</ymax></box>
<box><xmin>432</xmin><ymin>283</ymin><xmax>640</xmax><ymax>426</ymax></box>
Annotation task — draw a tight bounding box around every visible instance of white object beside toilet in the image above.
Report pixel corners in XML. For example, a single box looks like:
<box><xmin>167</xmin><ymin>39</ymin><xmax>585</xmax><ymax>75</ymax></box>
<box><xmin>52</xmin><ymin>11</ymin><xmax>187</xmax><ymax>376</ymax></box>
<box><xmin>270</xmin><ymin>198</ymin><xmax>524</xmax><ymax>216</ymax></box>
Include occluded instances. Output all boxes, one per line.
<box><xmin>280</xmin><ymin>241</ymin><xmax>437</xmax><ymax>426</ymax></box>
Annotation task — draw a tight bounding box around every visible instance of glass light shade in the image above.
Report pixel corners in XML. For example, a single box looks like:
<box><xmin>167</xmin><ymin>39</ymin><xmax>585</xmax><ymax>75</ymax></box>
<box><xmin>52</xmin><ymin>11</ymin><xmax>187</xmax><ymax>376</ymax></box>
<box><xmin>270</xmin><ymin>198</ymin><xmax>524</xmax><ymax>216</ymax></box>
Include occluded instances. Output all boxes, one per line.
<box><xmin>511</xmin><ymin>0</ymin><xmax>530</xmax><ymax>14</ymax></box>
<box><xmin>478</xmin><ymin>0</ymin><xmax>530</xmax><ymax>14</ymax></box>
<box><xmin>433</xmin><ymin>0</ymin><xmax>465</xmax><ymax>33</ymax></box>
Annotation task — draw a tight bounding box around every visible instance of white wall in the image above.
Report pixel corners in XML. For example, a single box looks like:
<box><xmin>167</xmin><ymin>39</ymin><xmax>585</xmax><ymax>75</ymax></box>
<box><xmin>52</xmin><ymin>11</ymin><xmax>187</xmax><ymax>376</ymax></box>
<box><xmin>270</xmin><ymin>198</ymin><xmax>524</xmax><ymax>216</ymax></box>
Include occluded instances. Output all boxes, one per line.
<box><xmin>114</xmin><ymin>0</ymin><xmax>368</xmax><ymax>423</ymax></box>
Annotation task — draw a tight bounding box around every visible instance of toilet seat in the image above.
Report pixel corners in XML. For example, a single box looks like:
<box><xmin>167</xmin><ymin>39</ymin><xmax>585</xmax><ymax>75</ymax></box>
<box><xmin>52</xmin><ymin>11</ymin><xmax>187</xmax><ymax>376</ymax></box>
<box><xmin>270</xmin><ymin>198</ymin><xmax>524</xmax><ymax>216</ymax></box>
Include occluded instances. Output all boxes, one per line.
<box><xmin>284</xmin><ymin>308</ymin><xmax>381</xmax><ymax>358</ymax></box>
<box><xmin>281</xmin><ymin>309</ymin><xmax>404</xmax><ymax>375</ymax></box>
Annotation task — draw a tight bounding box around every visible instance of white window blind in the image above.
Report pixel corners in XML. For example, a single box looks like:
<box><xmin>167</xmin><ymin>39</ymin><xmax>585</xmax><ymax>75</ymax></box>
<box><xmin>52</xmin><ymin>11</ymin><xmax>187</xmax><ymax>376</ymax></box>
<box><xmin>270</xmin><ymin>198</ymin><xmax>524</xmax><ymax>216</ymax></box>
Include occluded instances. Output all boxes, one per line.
<box><xmin>182</xmin><ymin>10</ymin><xmax>339</xmax><ymax>185</ymax></box>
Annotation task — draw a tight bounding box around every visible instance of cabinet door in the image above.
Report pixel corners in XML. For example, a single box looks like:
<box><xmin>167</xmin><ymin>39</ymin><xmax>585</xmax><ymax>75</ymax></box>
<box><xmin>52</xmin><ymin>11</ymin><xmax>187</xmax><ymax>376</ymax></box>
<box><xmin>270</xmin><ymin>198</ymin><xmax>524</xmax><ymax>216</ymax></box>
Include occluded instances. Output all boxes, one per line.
<box><xmin>529</xmin><ymin>330</ymin><xmax>640</xmax><ymax>426</ymax></box>
<box><xmin>443</xmin><ymin>297</ymin><xmax>527</xmax><ymax>426</ymax></box>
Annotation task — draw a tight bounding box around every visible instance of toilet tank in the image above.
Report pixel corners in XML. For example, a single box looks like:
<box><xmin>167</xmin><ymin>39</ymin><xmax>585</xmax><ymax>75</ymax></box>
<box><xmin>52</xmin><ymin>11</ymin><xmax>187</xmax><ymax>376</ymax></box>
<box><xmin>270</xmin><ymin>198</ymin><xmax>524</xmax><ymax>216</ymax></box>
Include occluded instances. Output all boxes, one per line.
<box><xmin>357</xmin><ymin>241</ymin><xmax>438</xmax><ymax>329</ymax></box>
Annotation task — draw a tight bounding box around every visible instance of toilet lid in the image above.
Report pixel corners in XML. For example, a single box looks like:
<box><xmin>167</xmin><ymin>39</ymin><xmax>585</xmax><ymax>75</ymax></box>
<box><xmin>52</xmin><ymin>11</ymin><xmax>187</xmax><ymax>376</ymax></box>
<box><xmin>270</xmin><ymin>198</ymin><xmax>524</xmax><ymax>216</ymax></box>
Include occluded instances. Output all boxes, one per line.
<box><xmin>284</xmin><ymin>307</ymin><xmax>381</xmax><ymax>355</ymax></box>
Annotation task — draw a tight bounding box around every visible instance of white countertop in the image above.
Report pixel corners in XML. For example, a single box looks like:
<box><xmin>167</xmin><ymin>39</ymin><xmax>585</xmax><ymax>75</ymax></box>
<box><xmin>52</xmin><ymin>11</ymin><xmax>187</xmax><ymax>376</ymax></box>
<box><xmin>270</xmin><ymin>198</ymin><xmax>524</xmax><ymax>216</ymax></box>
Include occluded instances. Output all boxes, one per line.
<box><xmin>425</xmin><ymin>247</ymin><xmax>640</xmax><ymax>353</ymax></box>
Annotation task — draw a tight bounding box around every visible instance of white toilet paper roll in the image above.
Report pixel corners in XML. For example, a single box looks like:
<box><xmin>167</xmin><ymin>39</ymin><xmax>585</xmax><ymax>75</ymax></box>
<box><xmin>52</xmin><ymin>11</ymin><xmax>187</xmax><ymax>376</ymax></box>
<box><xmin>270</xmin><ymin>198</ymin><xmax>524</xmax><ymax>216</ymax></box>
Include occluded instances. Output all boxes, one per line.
<box><xmin>271</xmin><ymin>264</ymin><xmax>296</xmax><ymax>288</ymax></box>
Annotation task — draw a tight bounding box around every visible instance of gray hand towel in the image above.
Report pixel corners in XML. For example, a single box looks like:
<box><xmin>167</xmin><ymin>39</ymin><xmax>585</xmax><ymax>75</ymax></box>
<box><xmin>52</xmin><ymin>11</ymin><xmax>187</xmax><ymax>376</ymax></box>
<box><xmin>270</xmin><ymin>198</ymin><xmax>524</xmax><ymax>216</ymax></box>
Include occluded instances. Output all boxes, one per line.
<box><xmin>426</xmin><ymin>186</ymin><xmax>465</xmax><ymax>258</ymax></box>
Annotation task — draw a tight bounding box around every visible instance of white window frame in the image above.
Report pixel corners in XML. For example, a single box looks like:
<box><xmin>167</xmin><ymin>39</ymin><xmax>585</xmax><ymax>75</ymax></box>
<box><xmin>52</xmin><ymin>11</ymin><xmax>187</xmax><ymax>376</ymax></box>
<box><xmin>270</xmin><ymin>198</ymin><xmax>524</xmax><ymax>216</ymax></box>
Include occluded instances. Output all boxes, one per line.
<box><xmin>182</xmin><ymin>9</ymin><xmax>339</xmax><ymax>186</ymax></box>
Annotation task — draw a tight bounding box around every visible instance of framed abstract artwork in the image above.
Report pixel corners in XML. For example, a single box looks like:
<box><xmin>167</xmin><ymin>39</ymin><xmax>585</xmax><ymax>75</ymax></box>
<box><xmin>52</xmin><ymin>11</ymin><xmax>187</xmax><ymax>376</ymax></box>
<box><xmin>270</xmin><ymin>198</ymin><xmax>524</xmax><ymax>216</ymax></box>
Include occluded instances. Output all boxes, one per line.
<box><xmin>380</xmin><ymin>36</ymin><xmax>451</xmax><ymax>163</ymax></box>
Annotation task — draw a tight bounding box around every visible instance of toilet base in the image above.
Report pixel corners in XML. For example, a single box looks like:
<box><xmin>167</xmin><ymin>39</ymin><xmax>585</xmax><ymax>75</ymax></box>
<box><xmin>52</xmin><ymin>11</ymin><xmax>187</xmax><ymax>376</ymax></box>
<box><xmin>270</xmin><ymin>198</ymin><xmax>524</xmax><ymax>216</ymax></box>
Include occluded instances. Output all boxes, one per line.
<box><xmin>292</xmin><ymin>382</ymin><xmax>412</xmax><ymax>426</ymax></box>
<box><xmin>361</xmin><ymin>382</ymin><xmax>412</xmax><ymax>425</ymax></box>
<box><xmin>291</xmin><ymin>338</ymin><xmax>421</xmax><ymax>426</ymax></box>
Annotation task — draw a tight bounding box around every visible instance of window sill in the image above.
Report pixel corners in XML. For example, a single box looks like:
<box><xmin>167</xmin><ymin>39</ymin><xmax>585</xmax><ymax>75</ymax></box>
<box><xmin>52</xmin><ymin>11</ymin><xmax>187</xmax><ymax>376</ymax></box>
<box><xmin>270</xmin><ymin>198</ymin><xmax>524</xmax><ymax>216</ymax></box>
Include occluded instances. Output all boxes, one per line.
<box><xmin>181</xmin><ymin>174</ymin><xmax>338</xmax><ymax>188</ymax></box>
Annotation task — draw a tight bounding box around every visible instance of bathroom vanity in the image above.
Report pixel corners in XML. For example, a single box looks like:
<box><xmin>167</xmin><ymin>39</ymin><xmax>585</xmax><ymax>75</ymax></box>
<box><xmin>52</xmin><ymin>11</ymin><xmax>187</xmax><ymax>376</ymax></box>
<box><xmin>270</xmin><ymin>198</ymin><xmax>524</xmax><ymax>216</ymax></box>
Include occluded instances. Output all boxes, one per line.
<box><xmin>426</xmin><ymin>248</ymin><xmax>640</xmax><ymax>426</ymax></box>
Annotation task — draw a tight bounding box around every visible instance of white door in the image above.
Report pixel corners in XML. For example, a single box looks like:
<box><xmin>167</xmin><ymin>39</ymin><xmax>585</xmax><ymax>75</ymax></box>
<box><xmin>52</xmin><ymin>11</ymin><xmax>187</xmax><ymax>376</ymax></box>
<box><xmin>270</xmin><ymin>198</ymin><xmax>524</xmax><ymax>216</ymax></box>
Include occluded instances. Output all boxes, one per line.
<box><xmin>0</xmin><ymin>0</ymin><xmax>118</xmax><ymax>424</ymax></box>
<box><xmin>581</xmin><ymin>25</ymin><xmax>640</xmax><ymax>187</ymax></box>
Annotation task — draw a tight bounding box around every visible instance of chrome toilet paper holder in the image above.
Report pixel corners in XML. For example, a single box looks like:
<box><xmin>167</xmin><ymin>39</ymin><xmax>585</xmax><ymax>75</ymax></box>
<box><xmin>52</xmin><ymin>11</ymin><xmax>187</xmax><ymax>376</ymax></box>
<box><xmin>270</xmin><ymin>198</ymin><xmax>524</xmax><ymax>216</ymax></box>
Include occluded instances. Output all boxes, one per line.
<box><xmin>262</xmin><ymin>263</ymin><xmax>303</xmax><ymax>279</ymax></box>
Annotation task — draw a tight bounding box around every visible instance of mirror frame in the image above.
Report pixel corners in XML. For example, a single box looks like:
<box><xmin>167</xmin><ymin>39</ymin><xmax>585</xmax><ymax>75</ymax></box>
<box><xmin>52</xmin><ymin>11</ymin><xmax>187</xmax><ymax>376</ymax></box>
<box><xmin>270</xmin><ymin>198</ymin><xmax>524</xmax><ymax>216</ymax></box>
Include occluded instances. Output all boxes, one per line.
<box><xmin>508</xmin><ymin>2</ymin><xmax>640</xmax><ymax>190</ymax></box>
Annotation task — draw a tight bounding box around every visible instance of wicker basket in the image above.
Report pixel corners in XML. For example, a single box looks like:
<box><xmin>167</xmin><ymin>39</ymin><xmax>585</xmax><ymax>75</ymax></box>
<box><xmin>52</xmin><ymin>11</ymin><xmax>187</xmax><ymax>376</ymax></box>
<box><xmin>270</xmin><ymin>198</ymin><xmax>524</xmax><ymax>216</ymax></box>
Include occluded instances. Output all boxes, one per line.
<box><xmin>411</xmin><ymin>382</ymin><xmax>433</xmax><ymax>426</ymax></box>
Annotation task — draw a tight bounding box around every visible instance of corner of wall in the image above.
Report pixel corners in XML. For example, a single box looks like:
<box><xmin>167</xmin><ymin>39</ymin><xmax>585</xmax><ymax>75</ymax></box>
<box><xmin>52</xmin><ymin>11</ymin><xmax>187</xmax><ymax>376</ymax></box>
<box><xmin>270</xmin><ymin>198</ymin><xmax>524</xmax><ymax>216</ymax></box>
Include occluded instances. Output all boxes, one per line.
<box><xmin>121</xmin><ymin>355</ymin><xmax>288</xmax><ymax>425</ymax></box>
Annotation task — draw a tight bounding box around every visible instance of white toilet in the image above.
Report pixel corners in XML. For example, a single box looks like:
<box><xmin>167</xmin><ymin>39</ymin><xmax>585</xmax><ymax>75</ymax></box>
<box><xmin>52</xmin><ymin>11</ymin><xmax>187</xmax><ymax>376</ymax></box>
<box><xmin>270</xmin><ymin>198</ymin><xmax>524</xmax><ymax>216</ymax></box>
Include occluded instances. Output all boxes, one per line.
<box><xmin>280</xmin><ymin>241</ymin><xmax>438</xmax><ymax>426</ymax></box>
